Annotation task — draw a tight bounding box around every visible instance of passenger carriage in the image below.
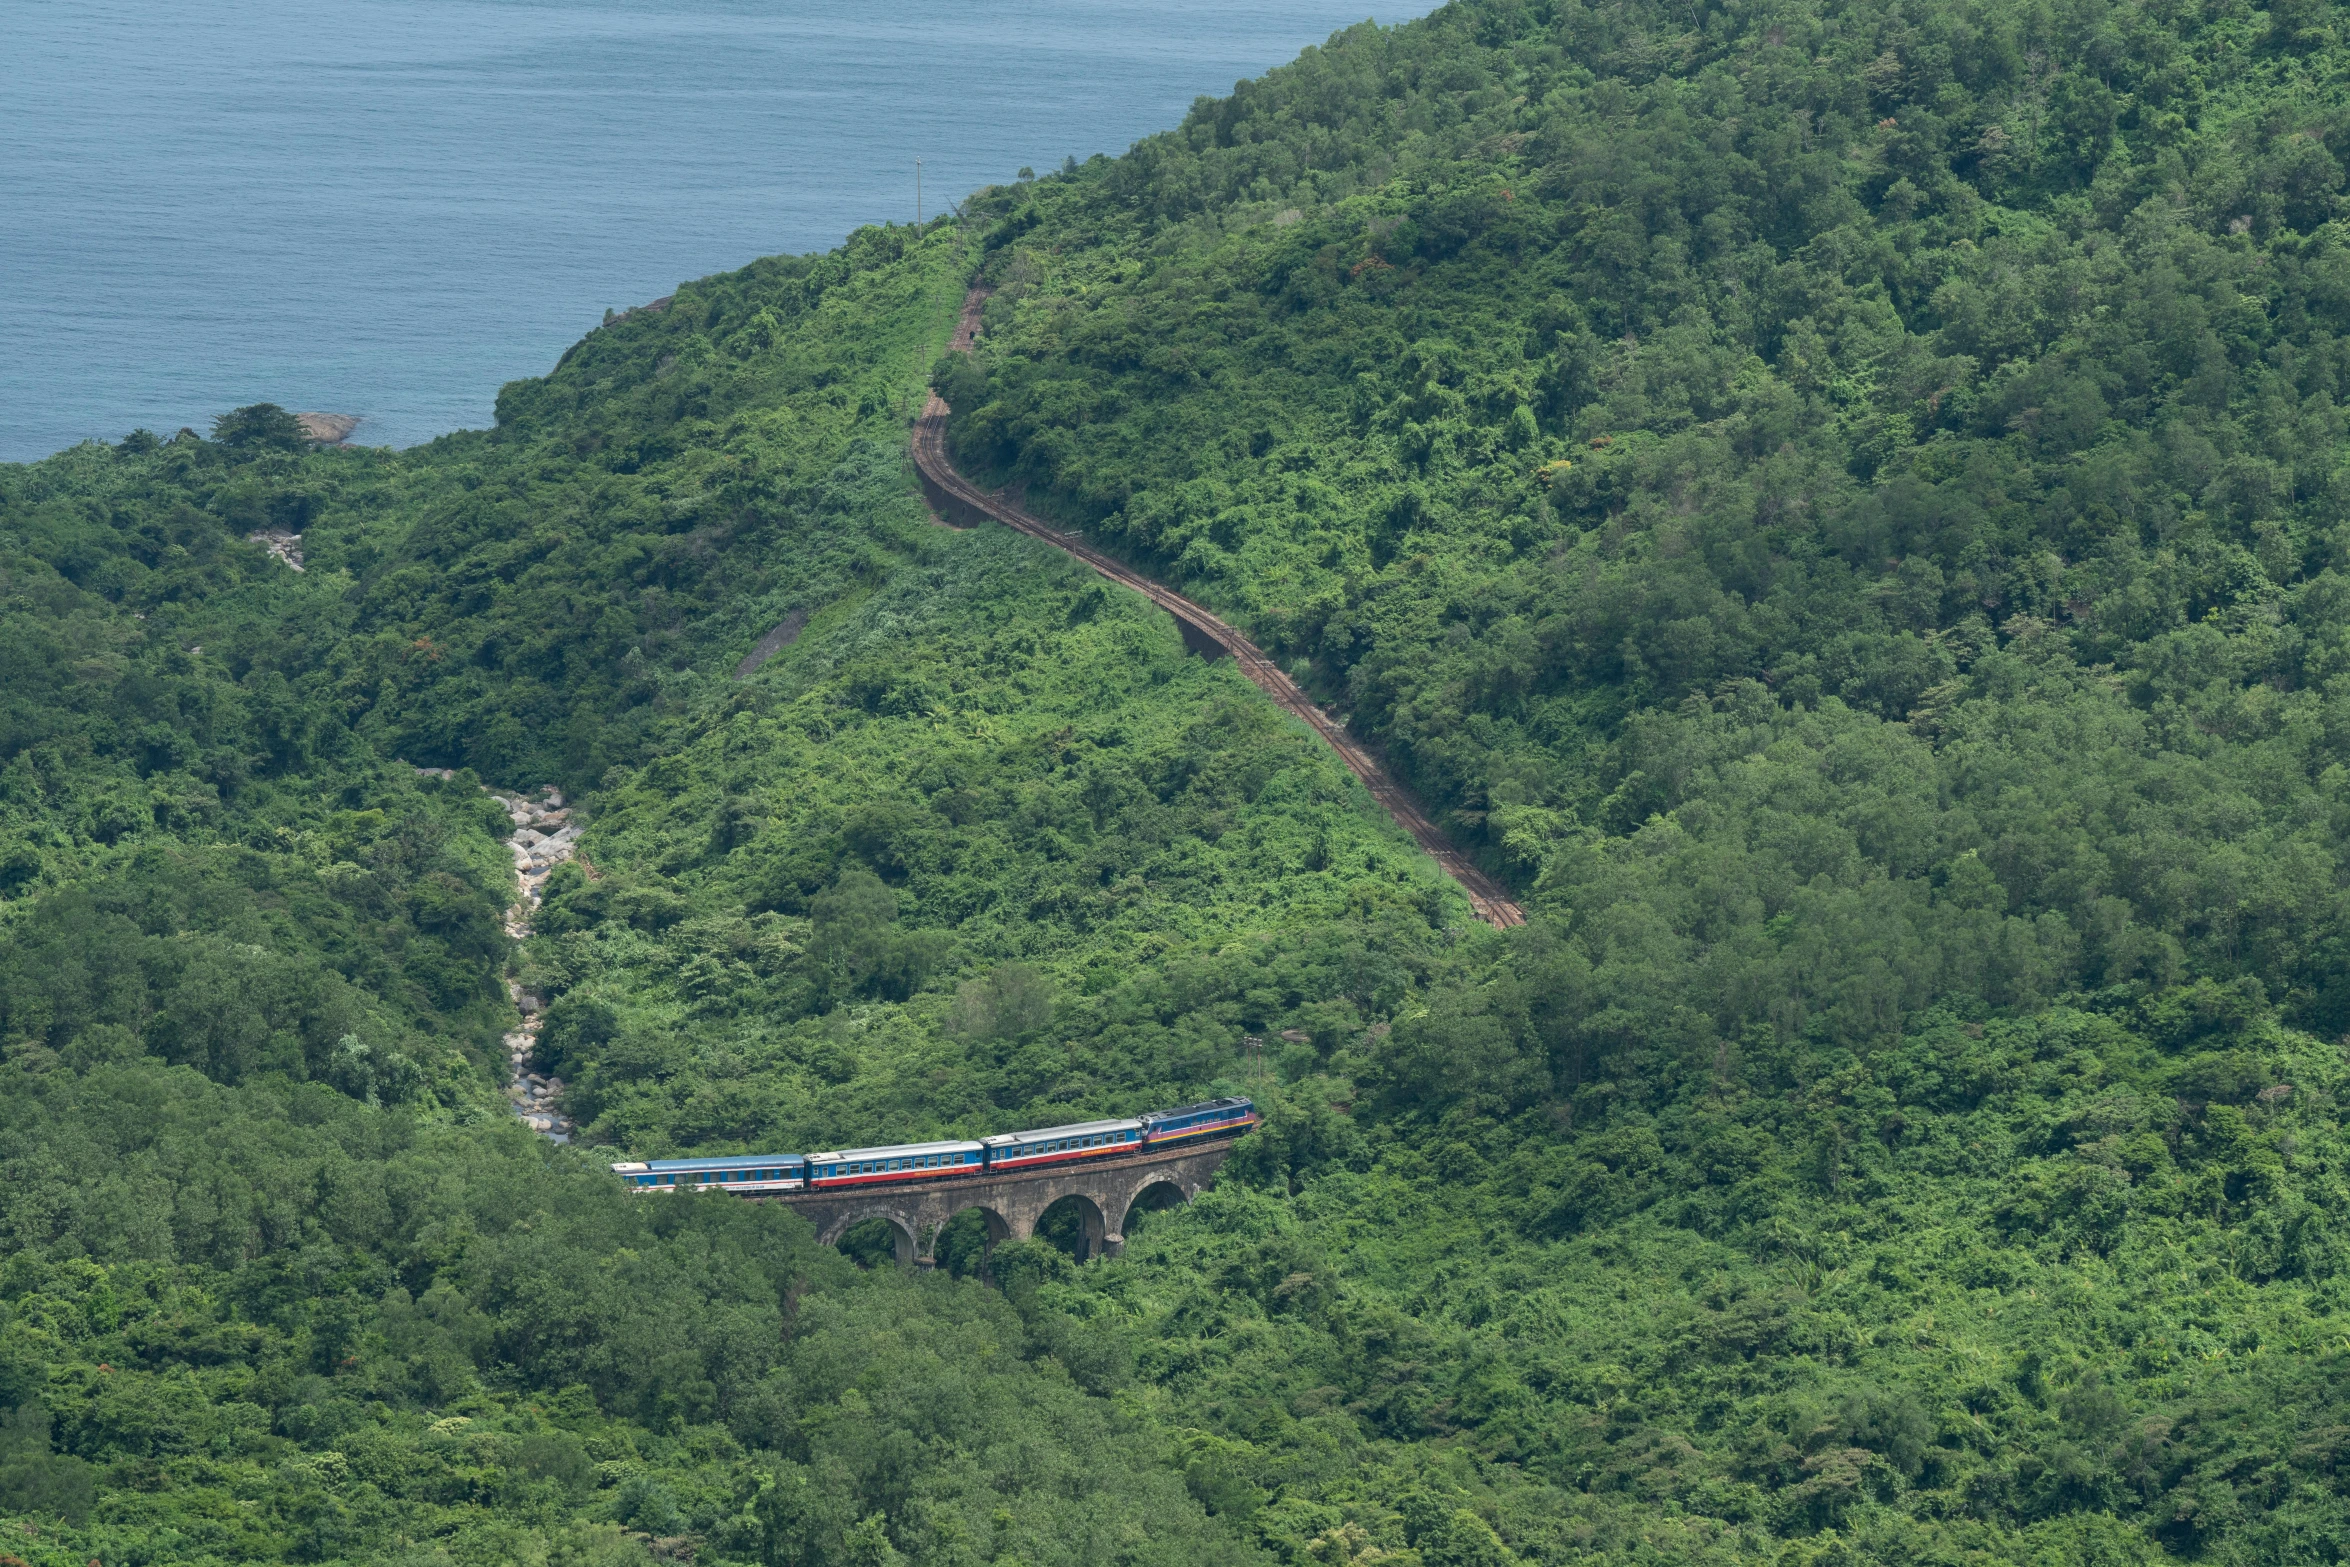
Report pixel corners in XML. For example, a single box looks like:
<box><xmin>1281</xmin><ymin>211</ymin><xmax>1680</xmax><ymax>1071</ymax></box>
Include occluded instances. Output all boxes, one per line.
<box><xmin>610</xmin><ymin>1155</ymin><xmax>807</xmax><ymax>1192</ymax></box>
<box><xmin>805</xmin><ymin>1140</ymin><xmax>986</xmax><ymax>1189</ymax></box>
<box><xmin>982</xmin><ymin>1117</ymin><xmax>1144</xmax><ymax>1172</ymax></box>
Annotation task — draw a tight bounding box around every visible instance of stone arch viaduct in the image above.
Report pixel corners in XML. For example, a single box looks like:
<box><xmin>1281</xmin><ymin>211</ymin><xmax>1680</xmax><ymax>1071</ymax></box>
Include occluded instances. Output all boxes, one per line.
<box><xmin>764</xmin><ymin>1141</ymin><xmax>1236</xmax><ymax>1267</ymax></box>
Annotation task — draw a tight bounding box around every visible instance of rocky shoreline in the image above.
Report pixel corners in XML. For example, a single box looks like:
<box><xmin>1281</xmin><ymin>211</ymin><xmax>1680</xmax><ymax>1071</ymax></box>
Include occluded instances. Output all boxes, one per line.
<box><xmin>296</xmin><ymin>411</ymin><xmax>361</xmax><ymax>444</ymax></box>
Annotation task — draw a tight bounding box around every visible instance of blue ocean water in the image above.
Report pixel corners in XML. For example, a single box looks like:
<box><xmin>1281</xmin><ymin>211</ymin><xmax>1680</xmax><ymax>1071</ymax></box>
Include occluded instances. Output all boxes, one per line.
<box><xmin>2</xmin><ymin>0</ymin><xmax>1415</xmax><ymax>463</ymax></box>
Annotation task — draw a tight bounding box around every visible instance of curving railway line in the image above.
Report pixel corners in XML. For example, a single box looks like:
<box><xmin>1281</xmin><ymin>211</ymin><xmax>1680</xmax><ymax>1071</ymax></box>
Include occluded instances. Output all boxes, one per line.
<box><xmin>912</xmin><ymin>289</ymin><xmax>1526</xmax><ymax>929</ymax></box>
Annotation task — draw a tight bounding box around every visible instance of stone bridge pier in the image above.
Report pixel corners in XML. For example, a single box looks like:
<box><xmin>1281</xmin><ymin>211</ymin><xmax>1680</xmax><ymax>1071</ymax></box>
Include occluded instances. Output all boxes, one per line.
<box><xmin>767</xmin><ymin>1141</ymin><xmax>1235</xmax><ymax>1268</ymax></box>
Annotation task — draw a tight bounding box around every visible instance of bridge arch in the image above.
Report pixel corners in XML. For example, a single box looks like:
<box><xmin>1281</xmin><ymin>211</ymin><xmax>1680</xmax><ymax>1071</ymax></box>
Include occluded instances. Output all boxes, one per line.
<box><xmin>1035</xmin><ymin>1192</ymin><xmax>1111</xmax><ymax>1262</ymax></box>
<box><xmin>820</xmin><ymin>1209</ymin><xmax>920</xmax><ymax>1269</ymax></box>
<box><xmin>1116</xmin><ymin>1175</ymin><xmax>1191</xmax><ymax>1242</ymax></box>
<box><xmin>931</xmin><ymin>1203</ymin><xmax>1015</xmax><ymax>1277</ymax></box>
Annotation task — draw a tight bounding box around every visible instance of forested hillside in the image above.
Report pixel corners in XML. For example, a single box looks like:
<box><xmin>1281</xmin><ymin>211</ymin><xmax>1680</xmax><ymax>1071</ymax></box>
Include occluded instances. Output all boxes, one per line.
<box><xmin>7</xmin><ymin>0</ymin><xmax>2350</xmax><ymax>1561</ymax></box>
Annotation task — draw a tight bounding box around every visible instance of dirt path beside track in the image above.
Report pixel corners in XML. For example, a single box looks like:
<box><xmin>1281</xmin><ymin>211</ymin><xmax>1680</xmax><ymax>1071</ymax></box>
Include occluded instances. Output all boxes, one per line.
<box><xmin>911</xmin><ymin>290</ymin><xmax>1525</xmax><ymax>929</ymax></box>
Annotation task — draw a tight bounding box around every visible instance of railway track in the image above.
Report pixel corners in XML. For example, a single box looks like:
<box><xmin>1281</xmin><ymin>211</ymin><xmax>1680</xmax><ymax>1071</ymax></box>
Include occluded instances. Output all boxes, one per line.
<box><xmin>911</xmin><ymin>290</ymin><xmax>1526</xmax><ymax>929</ymax></box>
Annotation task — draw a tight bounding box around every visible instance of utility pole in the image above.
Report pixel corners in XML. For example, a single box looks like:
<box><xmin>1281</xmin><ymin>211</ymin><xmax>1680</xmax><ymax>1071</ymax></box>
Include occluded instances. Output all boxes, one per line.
<box><xmin>916</xmin><ymin>160</ymin><xmax>923</xmax><ymax>226</ymax></box>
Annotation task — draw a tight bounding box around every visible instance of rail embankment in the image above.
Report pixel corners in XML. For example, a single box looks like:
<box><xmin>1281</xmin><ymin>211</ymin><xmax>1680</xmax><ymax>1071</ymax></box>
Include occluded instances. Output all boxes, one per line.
<box><xmin>913</xmin><ymin>289</ymin><xmax>1524</xmax><ymax>929</ymax></box>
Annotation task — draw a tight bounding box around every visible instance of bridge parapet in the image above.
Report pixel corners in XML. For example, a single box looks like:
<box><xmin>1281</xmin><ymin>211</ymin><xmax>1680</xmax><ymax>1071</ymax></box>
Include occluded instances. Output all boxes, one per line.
<box><xmin>761</xmin><ymin>1140</ymin><xmax>1235</xmax><ymax>1267</ymax></box>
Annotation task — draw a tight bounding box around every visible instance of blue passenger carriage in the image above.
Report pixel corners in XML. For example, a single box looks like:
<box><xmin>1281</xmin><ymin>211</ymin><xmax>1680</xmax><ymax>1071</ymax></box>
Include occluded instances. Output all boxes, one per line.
<box><xmin>806</xmin><ymin>1140</ymin><xmax>986</xmax><ymax>1189</ymax></box>
<box><xmin>611</xmin><ymin>1155</ymin><xmax>807</xmax><ymax>1192</ymax></box>
<box><xmin>982</xmin><ymin>1117</ymin><xmax>1144</xmax><ymax>1172</ymax></box>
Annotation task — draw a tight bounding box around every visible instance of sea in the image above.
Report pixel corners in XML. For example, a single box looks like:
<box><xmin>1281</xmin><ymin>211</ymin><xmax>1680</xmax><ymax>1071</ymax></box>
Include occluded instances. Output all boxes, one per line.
<box><xmin>2</xmin><ymin>0</ymin><xmax>1418</xmax><ymax>464</ymax></box>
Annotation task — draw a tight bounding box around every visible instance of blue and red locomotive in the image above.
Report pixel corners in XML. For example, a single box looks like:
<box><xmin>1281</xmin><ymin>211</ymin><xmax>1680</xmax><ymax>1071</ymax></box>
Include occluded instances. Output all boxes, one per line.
<box><xmin>609</xmin><ymin>1097</ymin><xmax>1256</xmax><ymax>1192</ymax></box>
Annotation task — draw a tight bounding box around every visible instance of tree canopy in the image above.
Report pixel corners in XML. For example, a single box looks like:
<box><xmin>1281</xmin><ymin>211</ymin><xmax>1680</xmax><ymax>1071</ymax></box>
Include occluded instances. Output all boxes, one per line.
<box><xmin>9</xmin><ymin>0</ymin><xmax>2350</xmax><ymax>1560</ymax></box>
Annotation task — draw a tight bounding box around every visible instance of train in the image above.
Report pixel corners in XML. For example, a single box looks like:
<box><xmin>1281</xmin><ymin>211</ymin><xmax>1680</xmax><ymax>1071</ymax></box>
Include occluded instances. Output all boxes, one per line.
<box><xmin>609</xmin><ymin>1097</ymin><xmax>1257</xmax><ymax>1193</ymax></box>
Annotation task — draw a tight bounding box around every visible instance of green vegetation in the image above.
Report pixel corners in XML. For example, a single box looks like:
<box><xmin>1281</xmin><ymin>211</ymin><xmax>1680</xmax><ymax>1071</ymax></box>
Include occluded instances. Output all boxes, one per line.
<box><xmin>9</xmin><ymin>0</ymin><xmax>2350</xmax><ymax>1560</ymax></box>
